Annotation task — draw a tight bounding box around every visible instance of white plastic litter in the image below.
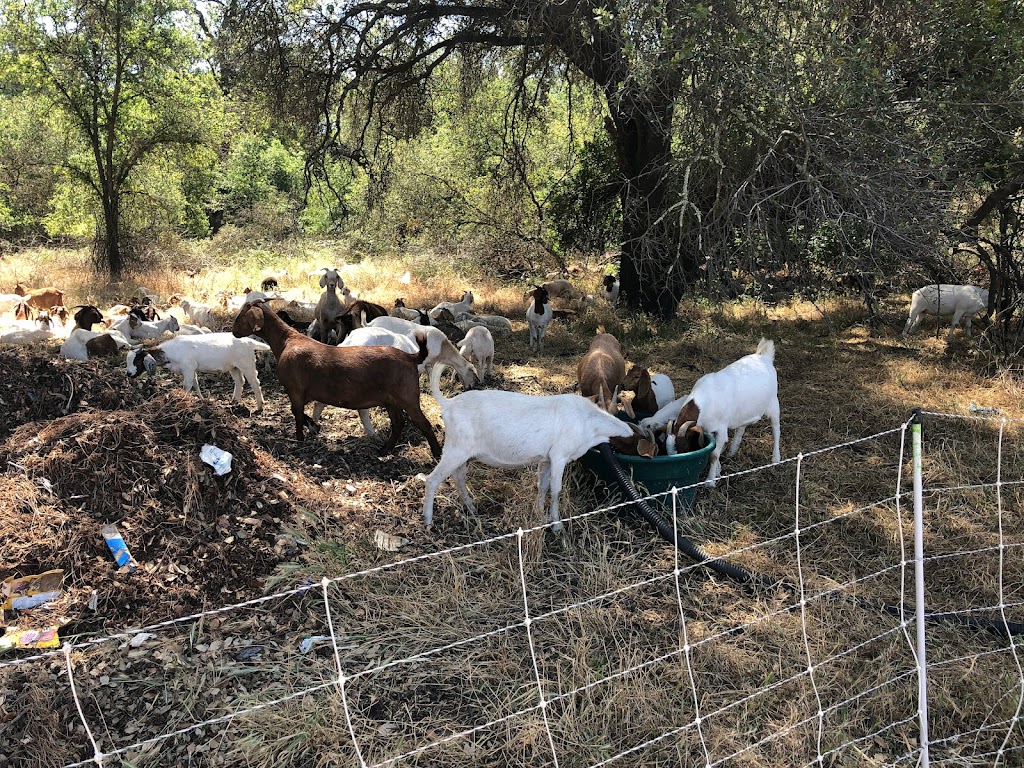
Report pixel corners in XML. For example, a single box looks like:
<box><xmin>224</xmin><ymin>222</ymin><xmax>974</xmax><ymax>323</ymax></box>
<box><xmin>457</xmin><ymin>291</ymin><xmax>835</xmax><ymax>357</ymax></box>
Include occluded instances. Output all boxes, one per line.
<box><xmin>200</xmin><ymin>444</ymin><xmax>233</xmax><ymax>475</ymax></box>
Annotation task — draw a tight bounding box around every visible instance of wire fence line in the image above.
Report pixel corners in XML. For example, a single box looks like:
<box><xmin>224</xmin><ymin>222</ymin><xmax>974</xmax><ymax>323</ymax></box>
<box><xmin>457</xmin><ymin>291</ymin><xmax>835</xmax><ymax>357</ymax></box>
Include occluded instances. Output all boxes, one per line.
<box><xmin>1</xmin><ymin>410</ymin><xmax>1022</xmax><ymax>767</ymax></box>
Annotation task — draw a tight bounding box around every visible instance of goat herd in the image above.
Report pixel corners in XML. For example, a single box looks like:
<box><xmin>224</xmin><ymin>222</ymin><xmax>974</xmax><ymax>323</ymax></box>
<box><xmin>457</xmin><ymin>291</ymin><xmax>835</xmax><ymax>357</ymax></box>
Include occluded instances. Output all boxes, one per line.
<box><xmin>0</xmin><ymin>270</ymin><xmax>992</xmax><ymax>531</ymax></box>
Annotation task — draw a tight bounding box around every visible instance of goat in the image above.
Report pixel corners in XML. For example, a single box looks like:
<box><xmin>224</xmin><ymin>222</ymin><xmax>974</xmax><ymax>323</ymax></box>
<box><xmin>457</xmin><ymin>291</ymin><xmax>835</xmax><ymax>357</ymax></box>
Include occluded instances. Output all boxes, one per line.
<box><xmin>129</xmin><ymin>296</ymin><xmax>160</xmax><ymax>322</ymax></box>
<box><xmin>110</xmin><ymin>314</ymin><xmax>180</xmax><ymax>340</ymax></box>
<box><xmin>392</xmin><ymin>298</ymin><xmax>430</xmax><ymax>323</ymax></box>
<box><xmin>902</xmin><ymin>284</ymin><xmax>988</xmax><ymax>341</ymax></box>
<box><xmin>421</xmin><ymin>363</ymin><xmax>634</xmax><ymax>532</ymax></box>
<box><xmin>522</xmin><ymin>279</ymin><xmax>575</xmax><ymax>302</ymax></box>
<box><xmin>179</xmin><ymin>299</ymin><xmax>215</xmax><ymax>329</ymax></box>
<box><xmin>310</xmin><ymin>267</ymin><xmax>345</xmax><ymax>344</ymax></box>
<box><xmin>458</xmin><ymin>326</ymin><xmax>494</xmax><ymax>380</ymax></box>
<box><xmin>577</xmin><ymin>332</ymin><xmax>627</xmax><ymax>413</ymax></box>
<box><xmin>526</xmin><ymin>285</ymin><xmax>553</xmax><ymax>354</ymax></box>
<box><xmin>431</xmin><ymin>308</ymin><xmax>467</xmax><ymax>342</ymax></box>
<box><xmin>453</xmin><ymin>311</ymin><xmax>513</xmax><ymax>334</ymax></box>
<box><xmin>601</xmin><ymin>275</ymin><xmax>620</xmax><ymax>306</ymax></box>
<box><xmin>14</xmin><ymin>284</ymin><xmax>65</xmax><ymax>312</ymax></box>
<box><xmin>640</xmin><ymin>338</ymin><xmax>780</xmax><ymax>486</ymax></box>
<box><xmin>365</xmin><ymin>316</ymin><xmax>479</xmax><ymax>386</ymax></box>
<box><xmin>621</xmin><ymin>366</ymin><xmax>676</xmax><ymax>413</ymax></box>
<box><xmin>72</xmin><ymin>305</ymin><xmax>104</xmax><ymax>331</ymax></box>
<box><xmin>126</xmin><ymin>333</ymin><xmax>269</xmax><ymax>410</ymax></box>
<box><xmin>0</xmin><ymin>293</ymin><xmax>26</xmax><ymax>315</ymax></box>
<box><xmin>0</xmin><ymin>314</ymin><xmax>54</xmax><ymax>344</ymax></box>
<box><xmin>428</xmin><ymin>290</ymin><xmax>474</xmax><ymax>320</ymax></box>
<box><xmin>347</xmin><ymin>300</ymin><xmax>389</xmax><ymax>328</ymax></box>
<box><xmin>14</xmin><ymin>302</ymin><xmax>33</xmax><ymax>321</ymax></box>
<box><xmin>232</xmin><ymin>301</ymin><xmax>441</xmax><ymax>456</ymax></box>
<box><xmin>60</xmin><ymin>328</ymin><xmax>133</xmax><ymax>360</ymax></box>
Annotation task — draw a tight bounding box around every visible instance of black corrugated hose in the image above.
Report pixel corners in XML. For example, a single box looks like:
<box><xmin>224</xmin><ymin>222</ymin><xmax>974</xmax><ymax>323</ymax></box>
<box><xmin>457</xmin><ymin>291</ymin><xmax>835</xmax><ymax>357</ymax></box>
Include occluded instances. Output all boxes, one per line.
<box><xmin>595</xmin><ymin>442</ymin><xmax>1024</xmax><ymax>638</ymax></box>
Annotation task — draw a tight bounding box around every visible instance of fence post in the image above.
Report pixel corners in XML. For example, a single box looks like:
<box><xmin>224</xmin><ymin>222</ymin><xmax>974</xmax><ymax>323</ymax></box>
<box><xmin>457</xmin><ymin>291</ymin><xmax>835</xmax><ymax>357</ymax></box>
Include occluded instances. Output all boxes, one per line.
<box><xmin>912</xmin><ymin>409</ymin><xmax>931</xmax><ymax>767</ymax></box>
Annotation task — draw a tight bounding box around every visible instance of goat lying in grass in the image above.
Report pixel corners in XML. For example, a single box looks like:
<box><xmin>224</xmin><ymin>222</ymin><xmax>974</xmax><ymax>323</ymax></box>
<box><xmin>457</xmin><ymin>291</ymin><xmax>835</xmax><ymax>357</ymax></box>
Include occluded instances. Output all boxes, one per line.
<box><xmin>421</xmin><ymin>363</ymin><xmax>634</xmax><ymax>532</ymax></box>
<box><xmin>640</xmin><ymin>338</ymin><xmax>780</xmax><ymax>486</ymax></box>
<box><xmin>233</xmin><ymin>301</ymin><xmax>441</xmax><ymax>457</ymax></box>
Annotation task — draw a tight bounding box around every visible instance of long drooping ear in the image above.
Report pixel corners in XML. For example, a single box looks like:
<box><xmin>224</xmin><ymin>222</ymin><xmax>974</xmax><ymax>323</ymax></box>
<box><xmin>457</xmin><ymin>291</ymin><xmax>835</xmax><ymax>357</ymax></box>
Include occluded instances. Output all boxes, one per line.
<box><xmin>637</xmin><ymin>438</ymin><xmax>656</xmax><ymax>458</ymax></box>
<box><xmin>250</xmin><ymin>306</ymin><xmax>265</xmax><ymax>332</ymax></box>
<box><xmin>320</xmin><ymin>273</ymin><xmax>328</xmax><ymax>288</ymax></box>
<box><xmin>129</xmin><ymin>314</ymin><xmax>139</xmax><ymax>328</ymax></box>
<box><xmin>142</xmin><ymin>352</ymin><xmax>157</xmax><ymax>376</ymax></box>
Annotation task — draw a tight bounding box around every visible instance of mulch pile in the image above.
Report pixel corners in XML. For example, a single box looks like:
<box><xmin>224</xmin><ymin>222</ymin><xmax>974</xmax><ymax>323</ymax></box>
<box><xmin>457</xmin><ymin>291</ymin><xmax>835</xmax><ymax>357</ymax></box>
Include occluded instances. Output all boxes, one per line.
<box><xmin>0</xmin><ymin>347</ymin><xmax>323</xmax><ymax>636</ymax></box>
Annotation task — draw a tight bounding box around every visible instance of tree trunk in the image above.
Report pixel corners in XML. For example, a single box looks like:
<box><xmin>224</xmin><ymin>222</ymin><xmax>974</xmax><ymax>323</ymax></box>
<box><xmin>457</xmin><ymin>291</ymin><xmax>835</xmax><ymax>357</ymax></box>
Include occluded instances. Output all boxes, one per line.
<box><xmin>103</xmin><ymin>190</ymin><xmax>123</xmax><ymax>280</ymax></box>
<box><xmin>605</xmin><ymin>91</ymin><xmax>696</xmax><ymax>317</ymax></box>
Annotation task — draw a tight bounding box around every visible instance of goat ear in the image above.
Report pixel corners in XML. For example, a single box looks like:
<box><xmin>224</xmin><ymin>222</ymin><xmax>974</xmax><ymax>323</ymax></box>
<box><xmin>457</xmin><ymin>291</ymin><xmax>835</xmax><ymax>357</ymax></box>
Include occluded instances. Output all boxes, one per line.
<box><xmin>638</xmin><ymin>439</ymin><xmax>656</xmax><ymax>458</ymax></box>
<box><xmin>319</xmin><ymin>274</ymin><xmax>328</xmax><ymax>287</ymax></box>
<box><xmin>620</xmin><ymin>391</ymin><xmax>636</xmax><ymax>419</ymax></box>
<box><xmin>129</xmin><ymin>315</ymin><xmax>139</xmax><ymax>328</ymax></box>
<box><xmin>250</xmin><ymin>306</ymin><xmax>264</xmax><ymax>332</ymax></box>
<box><xmin>143</xmin><ymin>353</ymin><xmax>157</xmax><ymax>375</ymax></box>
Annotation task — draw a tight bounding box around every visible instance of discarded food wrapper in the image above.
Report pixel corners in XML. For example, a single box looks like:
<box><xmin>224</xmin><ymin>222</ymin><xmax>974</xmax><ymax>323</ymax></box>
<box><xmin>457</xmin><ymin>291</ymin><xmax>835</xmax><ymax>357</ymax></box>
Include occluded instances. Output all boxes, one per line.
<box><xmin>101</xmin><ymin>524</ymin><xmax>138</xmax><ymax>572</ymax></box>
<box><xmin>299</xmin><ymin>636</ymin><xmax>333</xmax><ymax>654</ymax></box>
<box><xmin>200</xmin><ymin>444</ymin><xmax>233</xmax><ymax>476</ymax></box>
<box><xmin>1</xmin><ymin>569</ymin><xmax>64</xmax><ymax>611</ymax></box>
<box><xmin>373</xmin><ymin>529</ymin><xmax>410</xmax><ymax>552</ymax></box>
<box><xmin>0</xmin><ymin>626</ymin><xmax>60</xmax><ymax>651</ymax></box>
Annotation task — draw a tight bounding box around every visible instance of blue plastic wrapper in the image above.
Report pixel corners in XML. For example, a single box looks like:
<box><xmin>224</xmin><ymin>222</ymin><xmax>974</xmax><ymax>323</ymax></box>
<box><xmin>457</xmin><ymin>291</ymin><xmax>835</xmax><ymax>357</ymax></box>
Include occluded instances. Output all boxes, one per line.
<box><xmin>101</xmin><ymin>524</ymin><xmax>137</xmax><ymax>572</ymax></box>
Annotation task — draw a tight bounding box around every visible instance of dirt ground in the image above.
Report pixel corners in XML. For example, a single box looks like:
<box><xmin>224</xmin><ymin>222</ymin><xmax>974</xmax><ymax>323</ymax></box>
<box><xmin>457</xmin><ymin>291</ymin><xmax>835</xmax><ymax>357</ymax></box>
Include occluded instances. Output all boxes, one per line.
<box><xmin>1</xmin><ymin>299</ymin><xmax>1023</xmax><ymax>768</ymax></box>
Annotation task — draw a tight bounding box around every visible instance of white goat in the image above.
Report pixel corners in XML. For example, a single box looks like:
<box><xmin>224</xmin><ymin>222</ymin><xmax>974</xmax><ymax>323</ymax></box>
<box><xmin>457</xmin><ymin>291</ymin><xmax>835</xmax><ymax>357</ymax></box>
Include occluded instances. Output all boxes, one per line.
<box><xmin>428</xmin><ymin>290</ymin><xmax>473</xmax><ymax>320</ymax></box>
<box><xmin>0</xmin><ymin>315</ymin><xmax>55</xmax><ymax>344</ymax></box>
<box><xmin>110</xmin><ymin>314</ymin><xmax>180</xmax><ymax>340</ymax></box>
<box><xmin>126</xmin><ymin>333</ymin><xmax>268</xmax><ymax>409</ymax></box>
<box><xmin>458</xmin><ymin>326</ymin><xmax>494</xmax><ymax>379</ymax></box>
<box><xmin>364</xmin><ymin>317</ymin><xmax>479</xmax><ymax>386</ymax></box>
<box><xmin>453</xmin><ymin>312</ymin><xmax>513</xmax><ymax>334</ymax></box>
<box><xmin>640</xmin><ymin>338</ymin><xmax>781</xmax><ymax>486</ymax></box>
<box><xmin>180</xmin><ymin>299</ymin><xmax>215</xmax><ymax>329</ymax></box>
<box><xmin>421</xmin><ymin>364</ymin><xmax>634</xmax><ymax>532</ymax></box>
<box><xmin>60</xmin><ymin>328</ymin><xmax>134</xmax><ymax>360</ymax></box>
<box><xmin>526</xmin><ymin>285</ymin><xmax>553</xmax><ymax>353</ymax></box>
<box><xmin>902</xmin><ymin>284</ymin><xmax>988</xmax><ymax>341</ymax></box>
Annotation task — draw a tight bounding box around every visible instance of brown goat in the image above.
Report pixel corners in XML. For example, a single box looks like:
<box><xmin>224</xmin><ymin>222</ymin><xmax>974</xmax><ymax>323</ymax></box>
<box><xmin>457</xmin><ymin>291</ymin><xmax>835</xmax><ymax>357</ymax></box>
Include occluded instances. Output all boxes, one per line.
<box><xmin>232</xmin><ymin>301</ymin><xmax>442</xmax><ymax>457</ymax></box>
<box><xmin>577</xmin><ymin>332</ymin><xmax>628</xmax><ymax>414</ymax></box>
<box><xmin>621</xmin><ymin>365</ymin><xmax>659</xmax><ymax>414</ymax></box>
<box><xmin>14</xmin><ymin>284</ymin><xmax>65</xmax><ymax>311</ymax></box>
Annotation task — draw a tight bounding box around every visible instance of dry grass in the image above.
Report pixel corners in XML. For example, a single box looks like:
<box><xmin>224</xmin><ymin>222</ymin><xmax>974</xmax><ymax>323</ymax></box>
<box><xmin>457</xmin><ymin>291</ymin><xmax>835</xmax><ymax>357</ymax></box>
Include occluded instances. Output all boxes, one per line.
<box><xmin>1</xmin><ymin>245</ymin><xmax>1023</xmax><ymax>767</ymax></box>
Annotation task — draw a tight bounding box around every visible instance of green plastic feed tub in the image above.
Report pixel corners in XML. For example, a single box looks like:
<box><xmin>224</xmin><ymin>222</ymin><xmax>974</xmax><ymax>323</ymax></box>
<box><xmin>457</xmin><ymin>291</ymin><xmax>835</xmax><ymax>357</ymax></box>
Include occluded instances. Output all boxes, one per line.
<box><xmin>579</xmin><ymin>432</ymin><xmax>716</xmax><ymax>513</ymax></box>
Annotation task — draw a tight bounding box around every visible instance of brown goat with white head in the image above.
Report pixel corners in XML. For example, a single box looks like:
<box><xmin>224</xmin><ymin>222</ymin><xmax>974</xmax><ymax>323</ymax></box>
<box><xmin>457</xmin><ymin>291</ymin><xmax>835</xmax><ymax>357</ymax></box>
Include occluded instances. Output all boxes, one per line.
<box><xmin>577</xmin><ymin>331</ymin><xmax>628</xmax><ymax>414</ymax></box>
<box><xmin>232</xmin><ymin>301</ymin><xmax>441</xmax><ymax>457</ymax></box>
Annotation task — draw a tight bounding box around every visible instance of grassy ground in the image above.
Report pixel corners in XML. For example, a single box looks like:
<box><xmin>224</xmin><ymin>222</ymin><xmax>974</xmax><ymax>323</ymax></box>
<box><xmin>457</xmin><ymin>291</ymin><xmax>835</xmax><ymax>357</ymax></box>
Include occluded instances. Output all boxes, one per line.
<box><xmin>1</xmin><ymin>243</ymin><xmax>1022</xmax><ymax>768</ymax></box>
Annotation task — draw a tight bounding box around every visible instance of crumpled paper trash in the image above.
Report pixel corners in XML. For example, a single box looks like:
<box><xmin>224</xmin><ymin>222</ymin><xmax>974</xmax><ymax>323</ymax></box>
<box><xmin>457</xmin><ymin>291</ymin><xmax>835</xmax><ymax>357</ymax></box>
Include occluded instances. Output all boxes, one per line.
<box><xmin>200</xmin><ymin>444</ymin><xmax>233</xmax><ymax>476</ymax></box>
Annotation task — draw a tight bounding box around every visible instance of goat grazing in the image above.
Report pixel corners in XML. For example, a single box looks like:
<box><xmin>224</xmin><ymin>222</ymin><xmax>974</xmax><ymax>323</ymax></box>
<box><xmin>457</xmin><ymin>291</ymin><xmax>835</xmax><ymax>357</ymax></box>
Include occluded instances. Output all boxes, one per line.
<box><xmin>365</xmin><ymin>316</ymin><xmax>479</xmax><ymax>386</ymax></box>
<box><xmin>640</xmin><ymin>338</ymin><xmax>780</xmax><ymax>486</ymax></box>
<box><xmin>902</xmin><ymin>284</ymin><xmax>988</xmax><ymax>341</ymax></box>
<box><xmin>232</xmin><ymin>301</ymin><xmax>441</xmax><ymax>456</ymax></box>
<box><xmin>458</xmin><ymin>326</ymin><xmax>494</xmax><ymax>379</ymax></box>
<box><xmin>421</xmin><ymin>364</ymin><xmax>635</xmax><ymax>532</ymax></box>
<box><xmin>526</xmin><ymin>285</ymin><xmax>553</xmax><ymax>354</ymax></box>
<box><xmin>126</xmin><ymin>332</ymin><xmax>269</xmax><ymax>410</ymax></box>
<box><xmin>577</xmin><ymin>332</ymin><xmax>627</xmax><ymax>413</ymax></box>
<box><xmin>601</xmin><ymin>275</ymin><xmax>620</xmax><ymax>306</ymax></box>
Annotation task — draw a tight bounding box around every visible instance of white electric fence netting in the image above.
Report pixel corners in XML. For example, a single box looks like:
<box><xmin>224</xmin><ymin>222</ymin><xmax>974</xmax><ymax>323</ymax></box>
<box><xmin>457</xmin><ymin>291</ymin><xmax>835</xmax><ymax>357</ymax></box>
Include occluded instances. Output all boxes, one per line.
<box><xmin>0</xmin><ymin>411</ymin><xmax>1021</xmax><ymax>768</ymax></box>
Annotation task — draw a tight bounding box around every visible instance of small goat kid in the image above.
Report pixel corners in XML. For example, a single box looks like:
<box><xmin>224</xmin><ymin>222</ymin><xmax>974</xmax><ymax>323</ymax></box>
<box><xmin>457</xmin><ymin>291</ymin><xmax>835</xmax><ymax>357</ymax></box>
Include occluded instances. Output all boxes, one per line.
<box><xmin>640</xmin><ymin>338</ymin><xmax>780</xmax><ymax>486</ymax></box>
<box><xmin>902</xmin><ymin>284</ymin><xmax>988</xmax><ymax>341</ymax></box>
<box><xmin>421</xmin><ymin>364</ymin><xmax>635</xmax><ymax>532</ymax></box>
<box><xmin>232</xmin><ymin>301</ymin><xmax>441</xmax><ymax>456</ymax></box>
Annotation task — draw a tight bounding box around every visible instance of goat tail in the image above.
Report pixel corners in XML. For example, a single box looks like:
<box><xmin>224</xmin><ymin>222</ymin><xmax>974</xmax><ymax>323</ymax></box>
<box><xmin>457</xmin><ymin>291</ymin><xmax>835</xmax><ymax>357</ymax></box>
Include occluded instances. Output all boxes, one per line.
<box><xmin>413</xmin><ymin>331</ymin><xmax>430</xmax><ymax>365</ymax></box>
<box><xmin>429</xmin><ymin>362</ymin><xmax>449</xmax><ymax>405</ymax></box>
<box><xmin>756</xmin><ymin>338</ymin><xmax>775</xmax><ymax>360</ymax></box>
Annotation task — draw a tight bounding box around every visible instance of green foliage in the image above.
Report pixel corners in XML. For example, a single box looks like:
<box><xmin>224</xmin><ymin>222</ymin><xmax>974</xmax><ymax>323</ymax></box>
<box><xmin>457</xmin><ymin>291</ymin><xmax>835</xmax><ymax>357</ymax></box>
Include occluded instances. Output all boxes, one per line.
<box><xmin>547</xmin><ymin>134</ymin><xmax>622</xmax><ymax>256</ymax></box>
